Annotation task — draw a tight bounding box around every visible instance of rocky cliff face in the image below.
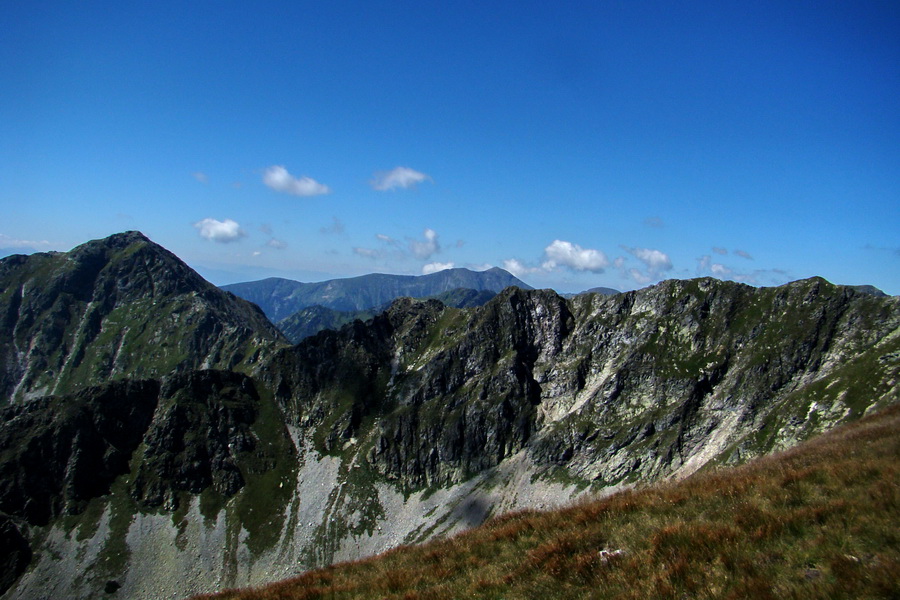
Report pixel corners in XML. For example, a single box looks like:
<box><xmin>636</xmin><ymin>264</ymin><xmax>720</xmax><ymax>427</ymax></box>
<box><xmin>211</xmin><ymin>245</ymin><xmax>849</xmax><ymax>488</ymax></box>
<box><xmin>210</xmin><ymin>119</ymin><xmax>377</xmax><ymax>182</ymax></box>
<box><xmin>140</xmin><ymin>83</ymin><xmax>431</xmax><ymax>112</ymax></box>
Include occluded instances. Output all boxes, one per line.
<box><xmin>1</xmin><ymin>232</ymin><xmax>898</xmax><ymax>600</ymax></box>
<box><xmin>0</xmin><ymin>232</ymin><xmax>287</xmax><ymax>403</ymax></box>
<box><xmin>0</xmin><ymin>370</ymin><xmax>294</xmax><ymax>597</ymax></box>
<box><xmin>265</xmin><ymin>278</ymin><xmax>899</xmax><ymax>493</ymax></box>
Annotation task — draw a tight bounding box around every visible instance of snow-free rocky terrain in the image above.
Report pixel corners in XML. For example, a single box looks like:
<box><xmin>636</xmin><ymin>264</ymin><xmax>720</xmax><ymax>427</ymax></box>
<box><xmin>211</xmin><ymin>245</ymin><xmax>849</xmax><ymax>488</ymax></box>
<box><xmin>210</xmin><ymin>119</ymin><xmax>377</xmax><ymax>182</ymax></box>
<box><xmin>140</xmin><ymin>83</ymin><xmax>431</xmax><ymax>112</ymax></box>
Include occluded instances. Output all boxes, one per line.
<box><xmin>0</xmin><ymin>232</ymin><xmax>897</xmax><ymax>599</ymax></box>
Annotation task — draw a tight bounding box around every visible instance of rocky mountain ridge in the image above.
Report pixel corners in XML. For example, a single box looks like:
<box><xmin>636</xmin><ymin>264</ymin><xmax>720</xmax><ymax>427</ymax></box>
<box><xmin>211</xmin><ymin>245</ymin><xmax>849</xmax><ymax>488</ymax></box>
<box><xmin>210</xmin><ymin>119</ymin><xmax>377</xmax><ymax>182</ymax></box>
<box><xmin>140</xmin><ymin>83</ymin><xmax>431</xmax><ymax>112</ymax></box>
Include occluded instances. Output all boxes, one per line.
<box><xmin>0</xmin><ymin>232</ymin><xmax>287</xmax><ymax>403</ymax></box>
<box><xmin>0</xmin><ymin>232</ymin><xmax>897</xmax><ymax>600</ymax></box>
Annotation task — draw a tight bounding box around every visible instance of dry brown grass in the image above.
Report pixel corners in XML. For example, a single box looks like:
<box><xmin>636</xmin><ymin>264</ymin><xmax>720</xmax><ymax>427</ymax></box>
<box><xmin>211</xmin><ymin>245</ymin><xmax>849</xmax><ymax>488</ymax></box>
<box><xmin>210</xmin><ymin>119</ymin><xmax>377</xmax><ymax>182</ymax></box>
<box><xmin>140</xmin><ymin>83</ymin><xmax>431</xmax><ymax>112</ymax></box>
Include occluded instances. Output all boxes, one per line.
<box><xmin>193</xmin><ymin>405</ymin><xmax>900</xmax><ymax>600</ymax></box>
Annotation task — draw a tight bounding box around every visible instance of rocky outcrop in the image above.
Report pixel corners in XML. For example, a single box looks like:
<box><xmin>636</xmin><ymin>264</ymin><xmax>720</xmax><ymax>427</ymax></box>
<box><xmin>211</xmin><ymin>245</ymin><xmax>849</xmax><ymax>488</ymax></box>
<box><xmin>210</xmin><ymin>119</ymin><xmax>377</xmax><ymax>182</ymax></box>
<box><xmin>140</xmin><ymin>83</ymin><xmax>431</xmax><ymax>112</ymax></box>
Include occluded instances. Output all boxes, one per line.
<box><xmin>0</xmin><ymin>232</ymin><xmax>287</xmax><ymax>403</ymax></box>
<box><xmin>1</xmin><ymin>233</ymin><xmax>897</xmax><ymax>600</ymax></box>
<box><xmin>265</xmin><ymin>278</ymin><xmax>900</xmax><ymax>492</ymax></box>
<box><xmin>0</xmin><ymin>516</ymin><xmax>30</xmax><ymax>596</ymax></box>
<box><xmin>131</xmin><ymin>370</ymin><xmax>274</xmax><ymax>510</ymax></box>
<box><xmin>0</xmin><ymin>370</ymin><xmax>288</xmax><ymax>529</ymax></box>
<box><xmin>0</xmin><ymin>378</ymin><xmax>160</xmax><ymax>526</ymax></box>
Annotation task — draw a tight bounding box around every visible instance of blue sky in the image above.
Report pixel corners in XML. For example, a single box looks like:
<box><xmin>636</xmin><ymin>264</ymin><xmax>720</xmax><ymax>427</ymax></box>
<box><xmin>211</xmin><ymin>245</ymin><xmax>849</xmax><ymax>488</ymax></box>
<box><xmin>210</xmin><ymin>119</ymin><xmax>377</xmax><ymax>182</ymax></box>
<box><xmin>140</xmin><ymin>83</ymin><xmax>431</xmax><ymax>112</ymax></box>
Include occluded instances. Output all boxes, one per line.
<box><xmin>2</xmin><ymin>1</ymin><xmax>898</xmax><ymax>294</ymax></box>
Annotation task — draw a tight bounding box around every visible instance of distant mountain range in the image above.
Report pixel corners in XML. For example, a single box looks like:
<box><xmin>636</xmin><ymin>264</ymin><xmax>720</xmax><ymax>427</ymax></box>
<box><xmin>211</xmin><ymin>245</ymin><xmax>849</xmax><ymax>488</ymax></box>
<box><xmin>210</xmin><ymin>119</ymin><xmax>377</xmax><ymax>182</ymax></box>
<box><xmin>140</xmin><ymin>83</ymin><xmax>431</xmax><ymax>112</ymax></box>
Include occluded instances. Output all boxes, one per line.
<box><xmin>221</xmin><ymin>267</ymin><xmax>532</xmax><ymax>322</ymax></box>
<box><xmin>277</xmin><ymin>288</ymin><xmax>498</xmax><ymax>344</ymax></box>
<box><xmin>1</xmin><ymin>231</ymin><xmax>897</xmax><ymax>600</ymax></box>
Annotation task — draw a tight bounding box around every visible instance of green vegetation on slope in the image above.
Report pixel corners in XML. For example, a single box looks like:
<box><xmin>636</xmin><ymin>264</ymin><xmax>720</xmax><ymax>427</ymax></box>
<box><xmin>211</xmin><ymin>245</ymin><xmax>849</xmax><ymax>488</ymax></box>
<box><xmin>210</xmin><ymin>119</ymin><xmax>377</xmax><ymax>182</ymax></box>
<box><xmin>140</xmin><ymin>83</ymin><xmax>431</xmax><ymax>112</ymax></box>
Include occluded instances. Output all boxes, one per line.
<box><xmin>195</xmin><ymin>404</ymin><xmax>900</xmax><ymax>600</ymax></box>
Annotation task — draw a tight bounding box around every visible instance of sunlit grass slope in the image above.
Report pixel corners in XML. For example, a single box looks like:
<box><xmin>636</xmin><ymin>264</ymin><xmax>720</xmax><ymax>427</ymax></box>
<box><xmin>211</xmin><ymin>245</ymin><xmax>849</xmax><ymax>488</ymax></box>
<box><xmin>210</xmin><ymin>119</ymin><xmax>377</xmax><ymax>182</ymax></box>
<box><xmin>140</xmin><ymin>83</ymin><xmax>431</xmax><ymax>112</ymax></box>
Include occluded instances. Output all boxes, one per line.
<box><xmin>195</xmin><ymin>405</ymin><xmax>900</xmax><ymax>600</ymax></box>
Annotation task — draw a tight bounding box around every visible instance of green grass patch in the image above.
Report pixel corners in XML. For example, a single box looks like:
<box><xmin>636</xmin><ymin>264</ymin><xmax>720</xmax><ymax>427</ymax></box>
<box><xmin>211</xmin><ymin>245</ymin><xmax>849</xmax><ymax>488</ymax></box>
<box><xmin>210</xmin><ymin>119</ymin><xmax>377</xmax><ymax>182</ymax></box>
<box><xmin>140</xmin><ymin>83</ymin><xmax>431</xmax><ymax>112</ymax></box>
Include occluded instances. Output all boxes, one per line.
<box><xmin>192</xmin><ymin>403</ymin><xmax>900</xmax><ymax>600</ymax></box>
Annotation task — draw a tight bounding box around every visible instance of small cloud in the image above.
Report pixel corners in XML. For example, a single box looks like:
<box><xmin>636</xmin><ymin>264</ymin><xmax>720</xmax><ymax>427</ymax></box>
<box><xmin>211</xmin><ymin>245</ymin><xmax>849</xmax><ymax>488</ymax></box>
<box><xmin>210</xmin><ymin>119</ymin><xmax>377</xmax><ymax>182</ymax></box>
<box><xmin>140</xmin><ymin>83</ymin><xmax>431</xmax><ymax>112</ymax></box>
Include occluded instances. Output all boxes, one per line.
<box><xmin>231</xmin><ymin>181</ymin><xmax>243</xmax><ymax>189</ymax></box>
<box><xmin>503</xmin><ymin>258</ymin><xmax>528</xmax><ymax>277</ymax></box>
<box><xmin>644</xmin><ymin>216</ymin><xmax>664</xmax><ymax>228</ymax></box>
<box><xmin>354</xmin><ymin>247</ymin><xmax>380</xmax><ymax>259</ymax></box>
<box><xmin>409</xmin><ymin>228</ymin><xmax>440</xmax><ymax>260</ymax></box>
<box><xmin>502</xmin><ymin>259</ymin><xmax>535</xmax><ymax>277</ymax></box>
<box><xmin>263</xmin><ymin>165</ymin><xmax>331</xmax><ymax>196</ymax></box>
<box><xmin>267</xmin><ymin>238</ymin><xmax>288</xmax><ymax>250</ymax></box>
<box><xmin>423</xmin><ymin>261</ymin><xmax>455</xmax><ymax>274</ymax></box>
<box><xmin>734</xmin><ymin>249</ymin><xmax>753</xmax><ymax>260</ymax></box>
<box><xmin>0</xmin><ymin>233</ymin><xmax>51</xmax><ymax>248</ymax></box>
<box><xmin>320</xmin><ymin>217</ymin><xmax>345</xmax><ymax>235</ymax></box>
<box><xmin>252</xmin><ymin>250</ymin><xmax>262</xmax><ymax>257</ymax></box>
<box><xmin>371</xmin><ymin>166</ymin><xmax>432</xmax><ymax>191</ymax></box>
<box><xmin>543</xmin><ymin>240</ymin><xmax>609</xmax><ymax>273</ymax></box>
<box><xmin>697</xmin><ymin>253</ymin><xmax>787</xmax><ymax>286</ymax></box>
<box><xmin>259</xmin><ymin>223</ymin><xmax>273</xmax><ymax>236</ymax></box>
<box><xmin>193</xmin><ymin>218</ymin><xmax>246</xmax><ymax>243</ymax></box>
<box><xmin>376</xmin><ymin>233</ymin><xmax>395</xmax><ymax>243</ymax></box>
<box><xmin>624</xmin><ymin>246</ymin><xmax>673</xmax><ymax>272</ymax></box>
<box><xmin>613</xmin><ymin>256</ymin><xmax>626</xmax><ymax>269</ymax></box>
<box><xmin>697</xmin><ymin>255</ymin><xmax>712</xmax><ymax>273</ymax></box>
<box><xmin>628</xmin><ymin>268</ymin><xmax>652</xmax><ymax>284</ymax></box>
<box><xmin>192</xmin><ymin>171</ymin><xmax>208</xmax><ymax>184</ymax></box>
<box><xmin>619</xmin><ymin>246</ymin><xmax>672</xmax><ymax>284</ymax></box>
<box><xmin>712</xmin><ymin>247</ymin><xmax>728</xmax><ymax>255</ymax></box>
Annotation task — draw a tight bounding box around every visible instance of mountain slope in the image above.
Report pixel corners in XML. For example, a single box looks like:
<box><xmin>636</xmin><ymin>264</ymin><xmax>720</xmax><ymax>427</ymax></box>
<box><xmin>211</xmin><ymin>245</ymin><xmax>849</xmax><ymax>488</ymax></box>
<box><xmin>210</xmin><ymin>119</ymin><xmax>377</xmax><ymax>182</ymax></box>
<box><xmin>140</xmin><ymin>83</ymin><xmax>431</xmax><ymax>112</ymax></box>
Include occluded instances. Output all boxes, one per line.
<box><xmin>1</xmin><ymin>234</ymin><xmax>897</xmax><ymax>600</ymax></box>
<box><xmin>276</xmin><ymin>288</ymin><xmax>498</xmax><ymax>344</ymax></box>
<box><xmin>264</xmin><ymin>278</ymin><xmax>900</xmax><ymax>494</ymax></box>
<box><xmin>194</xmin><ymin>402</ymin><xmax>900</xmax><ymax>600</ymax></box>
<box><xmin>0</xmin><ymin>370</ymin><xmax>295</xmax><ymax>597</ymax></box>
<box><xmin>222</xmin><ymin>267</ymin><xmax>531</xmax><ymax>322</ymax></box>
<box><xmin>0</xmin><ymin>232</ymin><xmax>287</xmax><ymax>403</ymax></box>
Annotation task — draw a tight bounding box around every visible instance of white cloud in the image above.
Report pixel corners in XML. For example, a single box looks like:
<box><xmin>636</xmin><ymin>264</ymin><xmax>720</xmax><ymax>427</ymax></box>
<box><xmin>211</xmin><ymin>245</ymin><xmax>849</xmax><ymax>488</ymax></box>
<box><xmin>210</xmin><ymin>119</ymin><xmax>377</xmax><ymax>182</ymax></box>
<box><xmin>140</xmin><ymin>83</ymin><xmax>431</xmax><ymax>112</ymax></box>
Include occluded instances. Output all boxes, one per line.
<box><xmin>697</xmin><ymin>254</ymin><xmax>787</xmax><ymax>286</ymax></box>
<box><xmin>644</xmin><ymin>216</ymin><xmax>664</xmax><ymax>228</ymax></box>
<box><xmin>267</xmin><ymin>238</ymin><xmax>288</xmax><ymax>250</ymax></box>
<box><xmin>542</xmin><ymin>240</ymin><xmax>609</xmax><ymax>273</ymax></box>
<box><xmin>502</xmin><ymin>259</ymin><xmax>533</xmax><ymax>277</ymax></box>
<box><xmin>193</xmin><ymin>218</ymin><xmax>246</xmax><ymax>243</ymax></box>
<box><xmin>625</xmin><ymin>247</ymin><xmax>672</xmax><ymax>272</ymax></box>
<box><xmin>629</xmin><ymin>268</ymin><xmax>652</xmax><ymax>284</ymax></box>
<box><xmin>354</xmin><ymin>247</ymin><xmax>380</xmax><ymax>258</ymax></box>
<box><xmin>613</xmin><ymin>256</ymin><xmax>626</xmax><ymax>269</ymax></box>
<box><xmin>409</xmin><ymin>228</ymin><xmax>440</xmax><ymax>260</ymax></box>
<box><xmin>712</xmin><ymin>247</ymin><xmax>728</xmax><ymax>255</ymax></box>
<box><xmin>371</xmin><ymin>166</ymin><xmax>432</xmax><ymax>191</ymax></box>
<box><xmin>263</xmin><ymin>165</ymin><xmax>331</xmax><ymax>196</ymax></box>
<box><xmin>192</xmin><ymin>171</ymin><xmax>208</xmax><ymax>184</ymax></box>
<box><xmin>734</xmin><ymin>249</ymin><xmax>753</xmax><ymax>260</ymax></box>
<box><xmin>697</xmin><ymin>255</ymin><xmax>712</xmax><ymax>273</ymax></box>
<box><xmin>0</xmin><ymin>234</ymin><xmax>51</xmax><ymax>248</ymax></box>
<box><xmin>376</xmin><ymin>233</ymin><xmax>395</xmax><ymax>243</ymax></box>
<box><xmin>423</xmin><ymin>261</ymin><xmax>455</xmax><ymax>274</ymax></box>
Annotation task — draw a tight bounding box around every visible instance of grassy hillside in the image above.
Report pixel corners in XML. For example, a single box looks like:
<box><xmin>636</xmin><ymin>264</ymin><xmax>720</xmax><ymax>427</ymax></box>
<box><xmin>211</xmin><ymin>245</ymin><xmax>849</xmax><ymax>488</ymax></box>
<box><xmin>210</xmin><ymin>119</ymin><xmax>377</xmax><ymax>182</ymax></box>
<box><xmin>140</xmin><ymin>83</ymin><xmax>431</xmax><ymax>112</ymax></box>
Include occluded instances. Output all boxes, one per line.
<box><xmin>195</xmin><ymin>404</ymin><xmax>900</xmax><ymax>600</ymax></box>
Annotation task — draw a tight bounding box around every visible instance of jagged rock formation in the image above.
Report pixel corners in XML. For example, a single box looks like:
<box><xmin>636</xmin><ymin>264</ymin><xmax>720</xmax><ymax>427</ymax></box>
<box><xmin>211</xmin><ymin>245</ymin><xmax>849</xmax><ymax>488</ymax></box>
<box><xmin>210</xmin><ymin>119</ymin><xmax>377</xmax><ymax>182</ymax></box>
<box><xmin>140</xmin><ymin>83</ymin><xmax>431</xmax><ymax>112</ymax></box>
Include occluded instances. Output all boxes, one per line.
<box><xmin>0</xmin><ymin>370</ymin><xmax>293</xmax><ymax>597</ymax></box>
<box><xmin>0</xmin><ymin>379</ymin><xmax>160</xmax><ymax>526</ymax></box>
<box><xmin>0</xmin><ymin>232</ymin><xmax>287</xmax><ymax>403</ymax></box>
<box><xmin>0</xmin><ymin>232</ymin><xmax>898</xmax><ymax>600</ymax></box>
<box><xmin>266</xmin><ymin>279</ymin><xmax>900</xmax><ymax>493</ymax></box>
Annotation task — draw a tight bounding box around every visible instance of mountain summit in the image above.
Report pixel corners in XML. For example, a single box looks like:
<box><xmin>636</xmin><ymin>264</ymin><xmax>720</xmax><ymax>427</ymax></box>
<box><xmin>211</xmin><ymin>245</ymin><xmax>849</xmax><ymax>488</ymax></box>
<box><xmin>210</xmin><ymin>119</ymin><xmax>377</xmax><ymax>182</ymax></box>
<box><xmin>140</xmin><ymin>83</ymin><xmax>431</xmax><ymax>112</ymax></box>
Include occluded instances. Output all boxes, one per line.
<box><xmin>0</xmin><ymin>231</ymin><xmax>286</xmax><ymax>403</ymax></box>
<box><xmin>222</xmin><ymin>266</ymin><xmax>532</xmax><ymax>322</ymax></box>
<box><xmin>0</xmin><ymin>233</ymin><xmax>897</xmax><ymax>600</ymax></box>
